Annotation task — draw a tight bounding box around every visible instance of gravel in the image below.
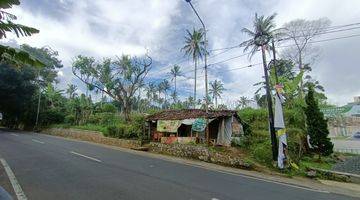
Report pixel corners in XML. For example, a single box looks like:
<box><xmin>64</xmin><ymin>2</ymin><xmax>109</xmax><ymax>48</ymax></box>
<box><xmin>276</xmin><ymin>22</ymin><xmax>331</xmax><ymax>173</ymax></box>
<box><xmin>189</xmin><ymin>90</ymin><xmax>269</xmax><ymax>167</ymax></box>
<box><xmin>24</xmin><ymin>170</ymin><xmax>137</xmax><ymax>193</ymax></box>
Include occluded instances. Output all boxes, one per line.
<box><xmin>332</xmin><ymin>156</ymin><xmax>360</xmax><ymax>175</ymax></box>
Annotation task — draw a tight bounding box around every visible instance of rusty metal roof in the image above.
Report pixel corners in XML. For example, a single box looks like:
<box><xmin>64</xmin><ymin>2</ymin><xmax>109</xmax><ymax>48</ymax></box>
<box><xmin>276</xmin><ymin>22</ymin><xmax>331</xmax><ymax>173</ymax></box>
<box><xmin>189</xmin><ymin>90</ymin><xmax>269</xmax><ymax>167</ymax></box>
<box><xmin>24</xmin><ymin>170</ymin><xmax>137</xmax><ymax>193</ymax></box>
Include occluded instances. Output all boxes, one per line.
<box><xmin>146</xmin><ymin>109</ymin><xmax>240</xmax><ymax>121</ymax></box>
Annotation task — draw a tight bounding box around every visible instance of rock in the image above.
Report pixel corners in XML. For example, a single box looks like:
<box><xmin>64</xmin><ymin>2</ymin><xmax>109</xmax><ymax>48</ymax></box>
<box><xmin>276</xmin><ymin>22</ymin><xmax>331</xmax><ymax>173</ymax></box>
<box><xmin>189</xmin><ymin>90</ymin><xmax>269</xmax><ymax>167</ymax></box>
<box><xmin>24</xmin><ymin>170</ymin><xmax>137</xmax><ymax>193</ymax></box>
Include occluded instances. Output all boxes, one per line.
<box><xmin>306</xmin><ymin>170</ymin><xmax>317</xmax><ymax>178</ymax></box>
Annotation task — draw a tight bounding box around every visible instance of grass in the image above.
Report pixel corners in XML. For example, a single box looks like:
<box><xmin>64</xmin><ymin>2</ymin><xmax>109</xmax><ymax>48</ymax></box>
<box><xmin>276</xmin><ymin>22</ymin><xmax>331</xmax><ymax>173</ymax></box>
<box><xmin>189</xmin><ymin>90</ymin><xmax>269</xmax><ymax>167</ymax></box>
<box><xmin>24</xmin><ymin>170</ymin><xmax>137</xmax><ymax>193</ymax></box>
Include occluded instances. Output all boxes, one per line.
<box><xmin>50</xmin><ymin>124</ymin><xmax>107</xmax><ymax>135</ymax></box>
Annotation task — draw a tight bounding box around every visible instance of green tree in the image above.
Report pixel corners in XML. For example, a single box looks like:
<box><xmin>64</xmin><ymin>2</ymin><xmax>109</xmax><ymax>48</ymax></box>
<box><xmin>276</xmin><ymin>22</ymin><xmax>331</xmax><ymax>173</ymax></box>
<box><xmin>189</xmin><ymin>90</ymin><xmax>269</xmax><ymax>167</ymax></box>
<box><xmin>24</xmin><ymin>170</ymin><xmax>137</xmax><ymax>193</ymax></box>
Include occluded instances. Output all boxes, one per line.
<box><xmin>0</xmin><ymin>0</ymin><xmax>43</xmax><ymax>67</ymax></box>
<box><xmin>0</xmin><ymin>63</ymin><xmax>36</xmax><ymax>127</ymax></box>
<box><xmin>72</xmin><ymin>54</ymin><xmax>152</xmax><ymax>121</ymax></box>
<box><xmin>236</xmin><ymin>96</ymin><xmax>252</xmax><ymax>109</ymax></box>
<box><xmin>160</xmin><ymin>79</ymin><xmax>171</xmax><ymax>108</ymax></box>
<box><xmin>182</xmin><ymin>28</ymin><xmax>206</xmax><ymax>106</ymax></box>
<box><xmin>209</xmin><ymin>80</ymin><xmax>225</xmax><ymax>108</ymax></box>
<box><xmin>170</xmin><ymin>64</ymin><xmax>182</xmax><ymax>99</ymax></box>
<box><xmin>20</xmin><ymin>44</ymin><xmax>63</xmax><ymax>84</ymax></box>
<box><xmin>66</xmin><ymin>84</ymin><xmax>78</xmax><ymax>99</ymax></box>
<box><xmin>304</xmin><ymin>86</ymin><xmax>333</xmax><ymax>158</ymax></box>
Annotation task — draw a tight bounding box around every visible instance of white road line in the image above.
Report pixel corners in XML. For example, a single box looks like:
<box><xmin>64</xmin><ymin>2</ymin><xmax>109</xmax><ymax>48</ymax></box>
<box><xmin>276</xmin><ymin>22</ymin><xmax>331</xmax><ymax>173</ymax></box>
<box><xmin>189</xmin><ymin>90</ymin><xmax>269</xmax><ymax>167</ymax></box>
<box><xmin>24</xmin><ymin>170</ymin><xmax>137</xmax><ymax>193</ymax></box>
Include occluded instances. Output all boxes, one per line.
<box><xmin>70</xmin><ymin>151</ymin><xmax>102</xmax><ymax>163</ymax></box>
<box><xmin>10</xmin><ymin>133</ymin><xmax>19</xmax><ymax>137</ymax></box>
<box><xmin>31</xmin><ymin>139</ymin><xmax>44</xmax><ymax>144</ymax></box>
<box><xmin>0</xmin><ymin>158</ymin><xmax>27</xmax><ymax>200</ymax></box>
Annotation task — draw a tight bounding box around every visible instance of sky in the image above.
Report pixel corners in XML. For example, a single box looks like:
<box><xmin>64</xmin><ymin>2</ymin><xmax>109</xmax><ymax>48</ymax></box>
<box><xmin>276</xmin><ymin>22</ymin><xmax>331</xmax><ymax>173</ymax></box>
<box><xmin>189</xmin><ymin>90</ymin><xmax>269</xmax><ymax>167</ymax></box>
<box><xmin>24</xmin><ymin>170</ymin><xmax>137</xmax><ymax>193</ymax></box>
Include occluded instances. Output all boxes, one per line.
<box><xmin>2</xmin><ymin>0</ymin><xmax>360</xmax><ymax>106</ymax></box>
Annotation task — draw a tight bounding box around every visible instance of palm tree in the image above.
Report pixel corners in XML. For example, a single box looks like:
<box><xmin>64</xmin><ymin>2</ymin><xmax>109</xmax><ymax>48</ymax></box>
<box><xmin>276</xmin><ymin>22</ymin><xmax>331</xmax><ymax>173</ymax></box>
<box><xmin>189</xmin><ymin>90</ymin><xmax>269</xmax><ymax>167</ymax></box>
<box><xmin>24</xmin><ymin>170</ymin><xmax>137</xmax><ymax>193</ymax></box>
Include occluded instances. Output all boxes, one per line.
<box><xmin>237</xmin><ymin>96</ymin><xmax>252</xmax><ymax>109</ymax></box>
<box><xmin>66</xmin><ymin>84</ymin><xmax>78</xmax><ymax>99</ymax></box>
<box><xmin>209</xmin><ymin>80</ymin><xmax>225</xmax><ymax>108</ymax></box>
<box><xmin>145</xmin><ymin>82</ymin><xmax>156</xmax><ymax>106</ymax></box>
<box><xmin>170</xmin><ymin>65</ymin><xmax>182</xmax><ymax>97</ymax></box>
<box><xmin>182</xmin><ymin>28</ymin><xmax>206</xmax><ymax>107</ymax></box>
<box><xmin>240</xmin><ymin>13</ymin><xmax>279</xmax><ymax>159</ymax></box>
<box><xmin>160</xmin><ymin>79</ymin><xmax>171</xmax><ymax>107</ymax></box>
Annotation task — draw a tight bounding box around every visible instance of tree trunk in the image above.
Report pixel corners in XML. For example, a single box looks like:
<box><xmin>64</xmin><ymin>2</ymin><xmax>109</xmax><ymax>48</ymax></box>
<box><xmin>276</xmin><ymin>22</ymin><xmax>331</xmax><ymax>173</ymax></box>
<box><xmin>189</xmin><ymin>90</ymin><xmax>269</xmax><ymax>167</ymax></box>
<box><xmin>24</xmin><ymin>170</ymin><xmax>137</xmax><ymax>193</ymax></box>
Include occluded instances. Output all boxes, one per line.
<box><xmin>215</xmin><ymin>96</ymin><xmax>218</xmax><ymax>108</ymax></box>
<box><xmin>174</xmin><ymin>76</ymin><xmax>177</xmax><ymax>94</ymax></box>
<box><xmin>123</xmin><ymin>99</ymin><xmax>131</xmax><ymax>122</ymax></box>
<box><xmin>298</xmin><ymin>52</ymin><xmax>304</xmax><ymax>98</ymax></box>
<box><xmin>194</xmin><ymin>58</ymin><xmax>197</xmax><ymax>108</ymax></box>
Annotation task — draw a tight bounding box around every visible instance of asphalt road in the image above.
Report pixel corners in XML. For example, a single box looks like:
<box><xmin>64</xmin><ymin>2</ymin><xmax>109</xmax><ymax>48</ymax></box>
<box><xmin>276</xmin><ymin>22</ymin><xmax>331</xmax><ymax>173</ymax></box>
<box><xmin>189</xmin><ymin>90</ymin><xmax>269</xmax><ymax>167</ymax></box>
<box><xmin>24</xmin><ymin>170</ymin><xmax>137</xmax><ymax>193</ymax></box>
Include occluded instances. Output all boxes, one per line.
<box><xmin>0</xmin><ymin>129</ymin><xmax>357</xmax><ymax>200</ymax></box>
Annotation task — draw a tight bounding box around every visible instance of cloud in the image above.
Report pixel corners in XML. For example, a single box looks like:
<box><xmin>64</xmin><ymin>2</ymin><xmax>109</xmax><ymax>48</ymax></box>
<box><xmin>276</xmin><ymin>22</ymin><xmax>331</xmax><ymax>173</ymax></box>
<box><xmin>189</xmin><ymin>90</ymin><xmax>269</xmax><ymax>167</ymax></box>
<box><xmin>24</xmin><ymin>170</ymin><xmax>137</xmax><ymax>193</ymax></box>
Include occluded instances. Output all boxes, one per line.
<box><xmin>4</xmin><ymin>0</ymin><xmax>360</xmax><ymax>105</ymax></box>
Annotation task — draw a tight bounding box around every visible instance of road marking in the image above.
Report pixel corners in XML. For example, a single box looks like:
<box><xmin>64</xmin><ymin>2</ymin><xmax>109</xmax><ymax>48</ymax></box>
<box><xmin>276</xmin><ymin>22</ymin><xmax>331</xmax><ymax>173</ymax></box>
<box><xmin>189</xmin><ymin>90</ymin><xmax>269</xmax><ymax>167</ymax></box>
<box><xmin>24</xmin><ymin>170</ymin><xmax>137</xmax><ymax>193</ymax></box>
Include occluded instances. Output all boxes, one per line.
<box><xmin>0</xmin><ymin>158</ymin><xmax>27</xmax><ymax>200</ymax></box>
<box><xmin>70</xmin><ymin>151</ymin><xmax>102</xmax><ymax>163</ymax></box>
<box><xmin>31</xmin><ymin>139</ymin><xmax>44</xmax><ymax>144</ymax></box>
<box><xmin>10</xmin><ymin>133</ymin><xmax>19</xmax><ymax>137</ymax></box>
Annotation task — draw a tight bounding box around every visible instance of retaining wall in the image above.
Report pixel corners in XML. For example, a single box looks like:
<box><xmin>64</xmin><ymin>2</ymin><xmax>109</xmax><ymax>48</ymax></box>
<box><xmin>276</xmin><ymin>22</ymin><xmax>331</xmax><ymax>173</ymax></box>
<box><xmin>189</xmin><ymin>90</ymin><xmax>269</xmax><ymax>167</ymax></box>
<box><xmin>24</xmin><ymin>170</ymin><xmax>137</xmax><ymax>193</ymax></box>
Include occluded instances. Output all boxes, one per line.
<box><xmin>42</xmin><ymin>128</ymin><xmax>142</xmax><ymax>149</ymax></box>
<box><xmin>149</xmin><ymin>142</ymin><xmax>252</xmax><ymax>169</ymax></box>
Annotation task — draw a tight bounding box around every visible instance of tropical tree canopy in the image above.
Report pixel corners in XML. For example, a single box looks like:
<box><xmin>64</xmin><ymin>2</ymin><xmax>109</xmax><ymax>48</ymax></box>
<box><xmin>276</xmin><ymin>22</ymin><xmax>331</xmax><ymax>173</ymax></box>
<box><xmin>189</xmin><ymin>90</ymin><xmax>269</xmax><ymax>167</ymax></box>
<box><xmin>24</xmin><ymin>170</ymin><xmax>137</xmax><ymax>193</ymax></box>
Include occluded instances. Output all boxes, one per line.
<box><xmin>240</xmin><ymin>13</ymin><xmax>278</xmax><ymax>58</ymax></box>
<box><xmin>0</xmin><ymin>0</ymin><xmax>43</xmax><ymax>67</ymax></box>
<box><xmin>182</xmin><ymin>28</ymin><xmax>206</xmax><ymax>62</ymax></box>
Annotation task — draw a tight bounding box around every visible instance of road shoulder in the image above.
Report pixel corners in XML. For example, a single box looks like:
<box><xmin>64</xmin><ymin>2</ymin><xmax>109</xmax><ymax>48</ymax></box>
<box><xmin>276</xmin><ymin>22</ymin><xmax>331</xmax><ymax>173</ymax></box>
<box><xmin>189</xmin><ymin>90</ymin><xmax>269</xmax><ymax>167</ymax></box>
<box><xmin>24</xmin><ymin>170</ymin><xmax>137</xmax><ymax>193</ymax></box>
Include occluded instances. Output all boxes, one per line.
<box><xmin>0</xmin><ymin>158</ymin><xmax>16</xmax><ymax>199</ymax></box>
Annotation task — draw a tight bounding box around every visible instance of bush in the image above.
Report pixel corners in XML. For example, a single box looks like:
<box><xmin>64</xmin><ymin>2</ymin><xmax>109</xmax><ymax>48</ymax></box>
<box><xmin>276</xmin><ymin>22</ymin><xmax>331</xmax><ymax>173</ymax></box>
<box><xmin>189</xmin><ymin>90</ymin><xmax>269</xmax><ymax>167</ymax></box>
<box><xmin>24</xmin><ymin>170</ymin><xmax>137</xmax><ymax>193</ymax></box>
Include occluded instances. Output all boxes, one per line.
<box><xmin>64</xmin><ymin>114</ymin><xmax>75</xmax><ymax>125</ymax></box>
<box><xmin>287</xmin><ymin>128</ymin><xmax>307</xmax><ymax>163</ymax></box>
<box><xmin>101</xmin><ymin>103</ymin><xmax>117</xmax><ymax>113</ymax></box>
<box><xmin>40</xmin><ymin>109</ymin><xmax>65</xmax><ymax>125</ymax></box>
<box><xmin>250</xmin><ymin>141</ymin><xmax>273</xmax><ymax>166</ymax></box>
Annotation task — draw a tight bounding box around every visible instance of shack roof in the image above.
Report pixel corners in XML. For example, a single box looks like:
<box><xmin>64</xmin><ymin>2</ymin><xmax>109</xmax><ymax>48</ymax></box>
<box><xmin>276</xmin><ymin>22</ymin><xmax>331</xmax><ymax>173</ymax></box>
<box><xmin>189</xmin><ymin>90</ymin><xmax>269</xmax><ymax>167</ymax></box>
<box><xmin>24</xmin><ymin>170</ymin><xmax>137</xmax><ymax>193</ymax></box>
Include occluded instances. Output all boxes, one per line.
<box><xmin>146</xmin><ymin>109</ymin><xmax>240</xmax><ymax>121</ymax></box>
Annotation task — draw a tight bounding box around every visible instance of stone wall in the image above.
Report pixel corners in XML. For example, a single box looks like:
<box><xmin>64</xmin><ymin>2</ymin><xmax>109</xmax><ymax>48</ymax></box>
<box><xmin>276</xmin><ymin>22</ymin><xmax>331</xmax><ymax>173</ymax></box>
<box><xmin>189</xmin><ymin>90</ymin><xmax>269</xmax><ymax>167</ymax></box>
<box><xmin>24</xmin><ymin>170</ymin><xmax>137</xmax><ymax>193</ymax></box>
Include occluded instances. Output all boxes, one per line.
<box><xmin>42</xmin><ymin>128</ymin><xmax>142</xmax><ymax>149</ymax></box>
<box><xmin>149</xmin><ymin>142</ymin><xmax>252</xmax><ymax>169</ymax></box>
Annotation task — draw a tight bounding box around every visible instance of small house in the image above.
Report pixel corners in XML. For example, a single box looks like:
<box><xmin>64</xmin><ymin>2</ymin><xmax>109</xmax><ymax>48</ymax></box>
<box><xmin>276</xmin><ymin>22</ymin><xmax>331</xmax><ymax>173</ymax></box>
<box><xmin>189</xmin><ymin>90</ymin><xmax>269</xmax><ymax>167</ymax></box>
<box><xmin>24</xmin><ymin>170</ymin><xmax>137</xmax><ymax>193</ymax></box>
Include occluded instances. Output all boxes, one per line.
<box><xmin>145</xmin><ymin>109</ymin><xmax>244</xmax><ymax>146</ymax></box>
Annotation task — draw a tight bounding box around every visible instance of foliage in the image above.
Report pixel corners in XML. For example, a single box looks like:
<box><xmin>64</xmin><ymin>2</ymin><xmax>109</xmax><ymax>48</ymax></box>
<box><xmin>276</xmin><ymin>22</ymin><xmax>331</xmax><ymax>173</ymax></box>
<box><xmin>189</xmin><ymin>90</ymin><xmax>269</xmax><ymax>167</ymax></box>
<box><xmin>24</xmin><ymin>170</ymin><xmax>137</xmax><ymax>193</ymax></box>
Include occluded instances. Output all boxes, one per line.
<box><xmin>72</xmin><ymin>54</ymin><xmax>152</xmax><ymax>121</ymax></box>
<box><xmin>240</xmin><ymin>13</ymin><xmax>279</xmax><ymax>58</ymax></box>
<box><xmin>304</xmin><ymin>87</ymin><xmax>333</xmax><ymax>157</ymax></box>
<box><xmin>209</xmin><ymin>80</ymin><xmax>225</xmax><ymax>108</ymax></box>
<box><xmin>0</xmin><ymin>63</ymin><xmax>36</xmax><ymax>127</ymax></box>
<box><xmin>182</xmin><ymin>28</ymin><xmax>206</xmax><ymax>104</ymax></box>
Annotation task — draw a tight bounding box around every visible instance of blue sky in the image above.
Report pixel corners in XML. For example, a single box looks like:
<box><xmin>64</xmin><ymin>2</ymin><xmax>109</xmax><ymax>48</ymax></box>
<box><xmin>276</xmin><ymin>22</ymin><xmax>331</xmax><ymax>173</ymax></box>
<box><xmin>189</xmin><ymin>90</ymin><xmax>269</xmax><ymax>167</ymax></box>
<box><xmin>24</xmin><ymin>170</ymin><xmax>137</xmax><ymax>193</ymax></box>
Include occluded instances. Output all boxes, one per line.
<box><xmin>3</xmin><ymin>0</ymin><xmax>360</xmax><ymax>106</ymax></box>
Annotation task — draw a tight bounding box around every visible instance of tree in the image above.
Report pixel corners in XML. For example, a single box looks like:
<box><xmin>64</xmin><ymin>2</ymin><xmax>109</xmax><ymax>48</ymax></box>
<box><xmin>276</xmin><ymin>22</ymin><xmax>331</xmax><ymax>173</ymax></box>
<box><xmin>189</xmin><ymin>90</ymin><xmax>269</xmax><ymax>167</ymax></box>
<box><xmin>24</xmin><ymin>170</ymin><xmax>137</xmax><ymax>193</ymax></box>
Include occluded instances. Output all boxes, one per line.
<box><xmin>66</xmin><ymin>84</ymin><xmax>78</xmax><ymax>99</ymax></box>
<box><xmin>72</xmin><ymin>54</ymin><xmax>152</xmax><ymax>121</ymax></box>
<box><xmin>0</xmin><ymin>0</ymin><xmax>42</xmax><ymax>67</ymax></box>
<box><xmin>170</xmin><ymin>64</ymin><xmax>182</xmax><ymax>99</ymax></box>
<box><xmin>0</xmin><ymin>63</ymin><xmax>36</xmax><ymax>127</ymax></box>
<box><xmin>240</xmin><ymin>13</ymin><xmax>279</xmax><ymax>161</ymax></box>
<box><xmin>20</xmin><ymin>44</ymin><xmax>63</xmax><ymax>84</ymax></box>
<box><xmin>236</xmin><ymin>96</ymin><xmax>252</xmax><ymax>109</ymax></box>
<box><xmin>209</xmin><ymin>80</ymin><xmax>225</xmax><ymax>108</ymax></box>
<box><xmin>160</xmin><ymin>79</ymin><xmax>171</xmax><ymax>107</ymax></box>
<box><xmin>281</xmin><ymin>18</ymin><xmax>331</xmax><ymax>97</ymax></box>
<box><xmin>304</xmin><ymin>86</ymin><xmax>333</xmax><ymax>158</ymax></box>
<box><xmin>182</xmin><ymin>28</ymin><xmax>206</xmax><ymax>106</ymax></box>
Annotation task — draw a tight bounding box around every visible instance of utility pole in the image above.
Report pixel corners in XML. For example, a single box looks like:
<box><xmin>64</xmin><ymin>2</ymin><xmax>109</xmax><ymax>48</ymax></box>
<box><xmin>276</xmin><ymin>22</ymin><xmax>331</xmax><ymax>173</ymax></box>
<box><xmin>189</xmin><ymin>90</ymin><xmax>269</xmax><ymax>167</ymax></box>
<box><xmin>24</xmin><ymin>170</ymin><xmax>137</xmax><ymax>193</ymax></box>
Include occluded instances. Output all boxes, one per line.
<box><xmin>272</xmin><ymin>39</ymin><xmax>279</xmax><ymax>84</ymax></box>
<box><xmin>35</xmin><ymin>70</ymin><xmax>41</xmax><ymax>130</ymax></box>
<box><xmin>185</xmin><ymin>0</ymin><xmax>210</xmax><ymax>144</ymax></box>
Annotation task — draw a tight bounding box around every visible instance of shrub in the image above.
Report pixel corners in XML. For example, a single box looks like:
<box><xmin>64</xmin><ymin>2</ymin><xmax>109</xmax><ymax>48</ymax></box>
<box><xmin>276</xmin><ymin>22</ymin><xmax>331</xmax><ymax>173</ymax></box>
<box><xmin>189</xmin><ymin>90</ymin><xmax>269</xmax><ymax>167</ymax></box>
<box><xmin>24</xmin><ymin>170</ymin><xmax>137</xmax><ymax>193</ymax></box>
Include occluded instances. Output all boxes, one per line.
<box><xmin>101</xmin><ymin>103</ymin><xmax>117</xmax><ymax>113</ymax></box>
<box><xmin>64</xmin><ymin>114</ymin><xmax>75</xmax><ymax>125</ymax></box>
<box><xmin>287</xmin><ymin>128</ymin><xmax>307</xmax><ymax>163</ymax></box>
<box><xmin>40</xmin><ymin>109</ymin><xmax>65</xmax><ymax>125</ymax></box>
<box><xmin>250</xmin><ymin>141</ymin><xmax>273</xmax><ymax>166</ymax></box>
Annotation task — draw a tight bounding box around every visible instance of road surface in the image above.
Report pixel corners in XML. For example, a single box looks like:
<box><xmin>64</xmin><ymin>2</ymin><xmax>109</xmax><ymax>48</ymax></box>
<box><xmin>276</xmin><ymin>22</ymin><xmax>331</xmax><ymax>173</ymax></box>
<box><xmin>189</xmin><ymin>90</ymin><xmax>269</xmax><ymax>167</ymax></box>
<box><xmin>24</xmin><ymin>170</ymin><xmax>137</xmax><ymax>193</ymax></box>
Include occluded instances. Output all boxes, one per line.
<box><xmin>0</xmin><ymin>129</ymin><xmax>357</xmax><ymax>200</ymax></box>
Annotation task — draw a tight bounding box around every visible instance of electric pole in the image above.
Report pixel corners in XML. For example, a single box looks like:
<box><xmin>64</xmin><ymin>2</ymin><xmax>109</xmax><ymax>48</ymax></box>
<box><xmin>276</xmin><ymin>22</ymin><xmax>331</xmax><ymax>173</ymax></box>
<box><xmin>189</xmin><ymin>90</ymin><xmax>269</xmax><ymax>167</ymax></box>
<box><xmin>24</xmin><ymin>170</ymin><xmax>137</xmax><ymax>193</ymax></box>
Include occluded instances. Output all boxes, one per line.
<box><xmin>185</xmin><ymin>0</ymin><xmax>210</xmax><ymax>144</ymax></box>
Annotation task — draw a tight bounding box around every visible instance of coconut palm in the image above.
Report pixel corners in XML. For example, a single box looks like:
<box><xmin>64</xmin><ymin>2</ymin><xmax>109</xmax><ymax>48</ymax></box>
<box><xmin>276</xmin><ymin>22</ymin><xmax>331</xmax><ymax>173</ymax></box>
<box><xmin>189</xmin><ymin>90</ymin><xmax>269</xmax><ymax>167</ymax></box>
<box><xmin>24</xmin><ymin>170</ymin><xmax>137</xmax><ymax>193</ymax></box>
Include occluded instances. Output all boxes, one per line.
<box><xmin>160</xmin><ymin>79</ymin><xmax>171</xmax><ymax>107</ymax></box>
<box><xmin>240</xmin><ymin>13</ymin><xmax>278</xmax><ymax>59</ymax></box>
<box><xmin>209</xmin><ymin>80</ymin><xmax>225</xmax><ymax>108</ymax></box>
<box><xmin>182</xmin><ymin>28</ymin><xmax>206</xmax><ymax>107</ymax></box>
<box><xmin>170</xmin><ymin>64</ymin><xmax>182</xmax><ymax>97</ymax></box>
<box><xmin>236</xmin><ymin>96</ymin><xmax>252</xmax><ymax>109</ymax></box>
